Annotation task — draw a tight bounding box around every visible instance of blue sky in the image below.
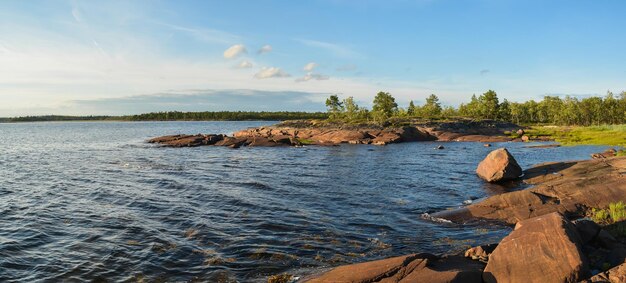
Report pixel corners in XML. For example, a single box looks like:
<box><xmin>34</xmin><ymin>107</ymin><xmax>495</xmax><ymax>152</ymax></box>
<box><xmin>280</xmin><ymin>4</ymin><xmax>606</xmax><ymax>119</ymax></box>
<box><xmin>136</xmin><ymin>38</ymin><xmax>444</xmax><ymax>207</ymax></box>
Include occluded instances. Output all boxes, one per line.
<box><xmin>1</xmin><ymin>0</ymin><xmax>625</xmax><ymax>116</ymax></box>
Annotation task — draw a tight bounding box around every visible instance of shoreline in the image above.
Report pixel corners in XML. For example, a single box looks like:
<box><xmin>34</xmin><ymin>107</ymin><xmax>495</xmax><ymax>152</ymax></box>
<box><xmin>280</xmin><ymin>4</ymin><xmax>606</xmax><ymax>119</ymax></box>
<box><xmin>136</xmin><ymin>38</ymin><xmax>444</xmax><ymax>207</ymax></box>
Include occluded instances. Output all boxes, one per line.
<box><xmin>296</xmin><ymin>152</ymin><xmax>626</xmax><ymax>283</ymax></box>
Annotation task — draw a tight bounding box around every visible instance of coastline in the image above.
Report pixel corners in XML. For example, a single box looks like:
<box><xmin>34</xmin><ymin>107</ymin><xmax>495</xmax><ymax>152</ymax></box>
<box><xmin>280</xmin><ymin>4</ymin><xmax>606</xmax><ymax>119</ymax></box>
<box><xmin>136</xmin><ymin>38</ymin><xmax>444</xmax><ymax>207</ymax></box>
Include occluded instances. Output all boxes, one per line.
<box><xmin>146</xmin><ymin>119</ymin><xmax>626</xmax><ymax>282</ymax></box>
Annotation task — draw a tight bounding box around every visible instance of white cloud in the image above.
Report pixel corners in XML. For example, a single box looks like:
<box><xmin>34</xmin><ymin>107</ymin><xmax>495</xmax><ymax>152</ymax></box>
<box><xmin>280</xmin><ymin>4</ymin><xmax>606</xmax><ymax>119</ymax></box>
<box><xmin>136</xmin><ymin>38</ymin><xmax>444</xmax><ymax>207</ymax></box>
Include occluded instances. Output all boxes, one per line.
<box><xmin>303</xmin><ymin>62</ymin><xmax>317</xmax><ymax>71</ymax></box>
<box><xmin>257</xmin><ymin>44</ymin><xmax>272</xmax><ymax>54</ymax></box>
<box><xmin>254</xmin><ymin>67</ymin><xmax>290</xmax><ymax>79</ymax></box>
<box><xmin>236</xmin><ymin>60</ymin><xmax>253</xmax><ymax>69</ymax></box>
<box><xmin>223</xmin><ymin>44</ymin><xmax>247</xmax><ymax>59</ymax></box>
<box><xmin>296</xmin><ymin>72</ymin><xmax>329</xmax><ymax>82</ymax></box>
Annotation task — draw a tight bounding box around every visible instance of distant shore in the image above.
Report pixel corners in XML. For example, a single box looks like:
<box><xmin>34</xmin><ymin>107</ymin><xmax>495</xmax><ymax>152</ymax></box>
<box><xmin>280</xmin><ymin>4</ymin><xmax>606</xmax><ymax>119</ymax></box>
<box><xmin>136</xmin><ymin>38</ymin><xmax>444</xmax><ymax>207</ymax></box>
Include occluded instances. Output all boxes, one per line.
<box><xmin>0</xmin><ymin>111</ymin><xmax>328</xmax><ymax>123</ymax></box>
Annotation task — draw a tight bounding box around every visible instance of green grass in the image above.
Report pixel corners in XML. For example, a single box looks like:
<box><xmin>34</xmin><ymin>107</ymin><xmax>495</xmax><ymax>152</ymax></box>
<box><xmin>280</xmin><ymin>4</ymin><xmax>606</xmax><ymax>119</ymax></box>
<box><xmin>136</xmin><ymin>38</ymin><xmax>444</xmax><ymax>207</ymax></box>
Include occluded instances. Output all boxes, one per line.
<box><xmin>296</xmin><ymin>138</ymin><xmax>316</xmax><ymax>145</ymax></box>
<box><xmin>525</xmin><ymin>124</ymin><xmax>626</xmax><ymax>147</ymax></box>
<box><xmin>589</xmin><ymin>201</ymin><xmax>626</xmax><ymax>225</ymax></box>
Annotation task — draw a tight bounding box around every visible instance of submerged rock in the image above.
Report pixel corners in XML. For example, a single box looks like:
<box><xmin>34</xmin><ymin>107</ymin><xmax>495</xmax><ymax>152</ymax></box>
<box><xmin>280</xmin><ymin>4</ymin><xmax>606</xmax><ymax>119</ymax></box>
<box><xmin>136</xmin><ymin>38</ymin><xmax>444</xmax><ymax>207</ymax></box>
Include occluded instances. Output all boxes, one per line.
<box><xmin>483</xmin><ymin>212</ymin><xmax>590</xmax><ymax>283</ymax></box>
<box><xmin>304</xmin><ymin>253</ymin><xmax>484</xmax><ymax>283</ymax></box>
<box><xmin>476</xmin><ymin>148</ymin><xmax>523</xmax><ymax>183</ymax></box>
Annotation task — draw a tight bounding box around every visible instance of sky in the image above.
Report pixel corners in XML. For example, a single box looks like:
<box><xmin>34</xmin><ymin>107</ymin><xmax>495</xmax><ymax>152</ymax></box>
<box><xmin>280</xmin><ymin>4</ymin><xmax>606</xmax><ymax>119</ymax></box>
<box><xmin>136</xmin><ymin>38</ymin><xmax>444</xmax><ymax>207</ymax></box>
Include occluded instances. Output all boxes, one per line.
<box><xmin>1</xmin><ymin>0</ymin><xmax>625</xmax><ymax>116</ymax></box>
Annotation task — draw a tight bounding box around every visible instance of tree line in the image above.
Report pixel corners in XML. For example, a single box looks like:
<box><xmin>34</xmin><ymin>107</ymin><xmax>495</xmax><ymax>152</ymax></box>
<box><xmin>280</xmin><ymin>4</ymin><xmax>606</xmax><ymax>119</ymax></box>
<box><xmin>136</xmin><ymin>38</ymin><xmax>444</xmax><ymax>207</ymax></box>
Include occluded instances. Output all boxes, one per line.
<box><xmin>326</xmin><ymin>90</ymin><xmax>626</xmax><ymax>126</ymax></box>
<box><xmin>120</xmin><ymin>111</ymin><xmax>328</xmax><ymax>121</ymax></box>
<box><xmin>0</xmin><ymin>112</ymin><xmax>329</xmax><ymax>123</ymax></box>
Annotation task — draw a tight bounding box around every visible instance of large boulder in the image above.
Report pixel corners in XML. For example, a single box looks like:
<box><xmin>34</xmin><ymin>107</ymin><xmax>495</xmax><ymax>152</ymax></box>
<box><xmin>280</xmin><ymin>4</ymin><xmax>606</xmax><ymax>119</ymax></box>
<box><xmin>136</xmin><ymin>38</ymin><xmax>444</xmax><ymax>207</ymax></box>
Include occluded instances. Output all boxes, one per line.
<box><xmin>483</xmin><ymin>212</ymin><xmax>590</xmax><ymax>283</ymax></box>
<box><xmin>304</xmin><ymin>253</ymin><xmax>484</xmax><ymax>283</ymax></box>
<box><xmin>476</xmin><ymin>148</ymin><xmax>523</xmax><ymax>182</ymax></box>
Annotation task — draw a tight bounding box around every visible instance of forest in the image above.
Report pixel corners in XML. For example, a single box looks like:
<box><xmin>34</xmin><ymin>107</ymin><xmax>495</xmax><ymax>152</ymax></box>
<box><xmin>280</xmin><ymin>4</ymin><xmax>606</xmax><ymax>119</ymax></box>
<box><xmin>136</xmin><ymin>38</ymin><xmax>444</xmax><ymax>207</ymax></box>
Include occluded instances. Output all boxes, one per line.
<box><xmin>3</xmin><ymin>91</ymin><xmax>626</xmax><ymax>126</ymax></box>
<box><xmin>325</xmin><ymin>90</ymin><xmax>626</xmax><ymax>126</ymax></box>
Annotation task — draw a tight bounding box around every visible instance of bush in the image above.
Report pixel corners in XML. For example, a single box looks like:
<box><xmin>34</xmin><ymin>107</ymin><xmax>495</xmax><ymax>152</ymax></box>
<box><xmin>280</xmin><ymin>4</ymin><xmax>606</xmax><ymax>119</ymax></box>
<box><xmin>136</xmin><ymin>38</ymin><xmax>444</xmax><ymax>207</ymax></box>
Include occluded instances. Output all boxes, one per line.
<box><xmin>590</xmin><ymin>202</ymin><xmax>626</xmax><ymax>224</ymax></box>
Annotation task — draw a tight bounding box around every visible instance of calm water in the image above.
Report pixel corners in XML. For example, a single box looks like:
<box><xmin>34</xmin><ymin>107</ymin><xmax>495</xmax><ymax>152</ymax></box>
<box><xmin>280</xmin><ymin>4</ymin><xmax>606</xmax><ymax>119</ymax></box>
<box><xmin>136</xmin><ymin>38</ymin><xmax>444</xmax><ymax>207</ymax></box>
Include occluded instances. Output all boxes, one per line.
<box><xmin>0</xmin><ymin>121</ymin><xmax>611</xmax><ymax>282</ymax></box>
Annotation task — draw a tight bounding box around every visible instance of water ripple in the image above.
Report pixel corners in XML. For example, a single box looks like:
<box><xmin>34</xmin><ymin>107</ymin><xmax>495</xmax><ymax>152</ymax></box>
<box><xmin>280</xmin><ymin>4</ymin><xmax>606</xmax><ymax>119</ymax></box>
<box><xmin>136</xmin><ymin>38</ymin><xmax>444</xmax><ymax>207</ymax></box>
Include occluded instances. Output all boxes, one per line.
<box><xmin>0</xmin><ymin>121</ymin><xmax>612</xmax><ymax>282</ymax></box>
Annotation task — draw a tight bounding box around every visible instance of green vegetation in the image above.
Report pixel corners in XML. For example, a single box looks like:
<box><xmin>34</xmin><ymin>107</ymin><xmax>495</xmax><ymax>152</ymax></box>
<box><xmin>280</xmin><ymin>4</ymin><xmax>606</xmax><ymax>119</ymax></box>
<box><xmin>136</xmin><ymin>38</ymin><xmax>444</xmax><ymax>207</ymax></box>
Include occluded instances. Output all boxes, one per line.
<box><xmin>589</xmin><ymin>202</ymin><xmax>626</xmax><ymax>238</ymax></box>
<box><xmin>323</xmin><ymin>90</ymin><xmax>626</xmax><ymax>127</ymax></box>
<box><xmin>589</xmin><ymin>202</ymin><xmax>626</xmax><ymax>225</ymax></box>
<box><xmin>525</xmin><ymin>125</ymin><xmax>626</xmax><ymax>147</ymax></box>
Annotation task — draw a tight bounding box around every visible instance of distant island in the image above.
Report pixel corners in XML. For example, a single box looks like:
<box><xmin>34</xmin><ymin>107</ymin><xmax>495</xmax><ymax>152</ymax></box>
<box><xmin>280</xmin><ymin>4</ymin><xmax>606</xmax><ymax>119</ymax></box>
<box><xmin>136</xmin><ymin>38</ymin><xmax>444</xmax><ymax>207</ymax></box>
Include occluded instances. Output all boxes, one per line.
<box><xmin>0</xmin><ymin>111</ymin><xmax>329</xmax><ymax>123</ymax></box>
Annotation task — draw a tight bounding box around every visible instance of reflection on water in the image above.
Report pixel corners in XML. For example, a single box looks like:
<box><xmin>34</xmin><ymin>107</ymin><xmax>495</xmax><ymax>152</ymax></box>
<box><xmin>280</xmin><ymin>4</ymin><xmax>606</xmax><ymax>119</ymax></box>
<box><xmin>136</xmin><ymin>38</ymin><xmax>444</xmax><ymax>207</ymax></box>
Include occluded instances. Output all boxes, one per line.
<box><xmin>0</xmin><ymin>121</ymin><xmax>611</xmax><ymax>282</ymax></box>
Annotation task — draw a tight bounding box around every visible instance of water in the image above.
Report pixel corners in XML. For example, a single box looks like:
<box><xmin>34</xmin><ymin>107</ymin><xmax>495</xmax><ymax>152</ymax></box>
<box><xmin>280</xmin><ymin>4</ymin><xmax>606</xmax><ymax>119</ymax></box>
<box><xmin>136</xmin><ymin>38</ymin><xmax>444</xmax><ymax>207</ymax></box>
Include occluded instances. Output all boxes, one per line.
<box><xmin>0</xmin><ymin>121</ymin><xmax>612</xmax><ymax>282</ymax></box>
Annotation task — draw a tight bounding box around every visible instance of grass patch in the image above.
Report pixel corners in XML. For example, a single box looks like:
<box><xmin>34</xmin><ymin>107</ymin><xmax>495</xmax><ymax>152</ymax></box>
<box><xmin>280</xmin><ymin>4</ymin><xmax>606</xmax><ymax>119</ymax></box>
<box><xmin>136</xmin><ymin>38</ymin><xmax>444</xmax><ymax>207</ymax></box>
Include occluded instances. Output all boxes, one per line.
<box><xmin>296</xmin><ymin>138</ymin><xmax>316</xmax><ymax>145</ymax></box>
<box><xmin>525</xmin><ymin>124</ymin><xmax>626</xmax><ymax>147</ymax></box>
<box><xmin>589</xmin><ymin>201</ymin><xmax>626</xmax><ymax>225</ymax></box>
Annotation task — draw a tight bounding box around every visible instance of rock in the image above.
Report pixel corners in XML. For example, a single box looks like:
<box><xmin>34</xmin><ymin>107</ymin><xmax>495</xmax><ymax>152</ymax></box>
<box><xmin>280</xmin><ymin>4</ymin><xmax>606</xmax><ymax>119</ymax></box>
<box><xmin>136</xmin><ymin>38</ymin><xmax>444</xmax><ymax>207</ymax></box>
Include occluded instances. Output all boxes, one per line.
<box><xmin>148</xmin><ymin>119</ymin><xmax>531</xmax><ymax>148</ymax></box>
<box><xmin>464</xmin><ymin>244</ymin><xmax>497</xmax><ymax>262</ymax></box>
<box><xmin>582</xmin><ymin>262</ymin><xmax>626</xmax><ymax>282</ymax></box>
<box><xmin>215</xmin><ymin>137</ymin><xmax>247</xmax><ymax>147</ymax></box>
<box><xmin>592</xmin><ymin>148</ymin><xmax>617</xmax><ymax>159</ymax></box>
<box><xmin>521</xmin><ymin>135</ymin><xmax>530</xmax><ymax>142</ymax></box>
<box><xmin>574</xmin><ymin>219</ymin><xmax>601</xmax><ymax>245</ymax></box>
<box><xmin>484</xmin><ymin>143</ymin><xmax>491</xmax><ymax>147</ymax></box>
<box><xmin>483</xmin><ymin>212</ymin><xmax>590</xmax><ymax>283</ymax></box>
<box><xmin>476</xmin><ymin>148</ymin><xmax>523</xmax><ymax>183</ymax></box>
<box><xmin>304</xmin><ymin>253</ymin><xmax>484</xmax><ymax>283</ymax></box>
<box><xmin>516</xmin><ymin>129</ymin><xmax>525</xmax><ymax>136</ymax></box>
<box><xmin>595</xmin><ymin>230</ymin><xmax>617</xmax><ymax>249</ymax></box>
<box><xmin>435</xmin><ymin>145</ymin><xmax>444</xmax><ymax>150</ymax></box>
<box><xmin>434</xmin><ymin>157</ymin><xmax>626</xmax><ymax>225</ymax></box>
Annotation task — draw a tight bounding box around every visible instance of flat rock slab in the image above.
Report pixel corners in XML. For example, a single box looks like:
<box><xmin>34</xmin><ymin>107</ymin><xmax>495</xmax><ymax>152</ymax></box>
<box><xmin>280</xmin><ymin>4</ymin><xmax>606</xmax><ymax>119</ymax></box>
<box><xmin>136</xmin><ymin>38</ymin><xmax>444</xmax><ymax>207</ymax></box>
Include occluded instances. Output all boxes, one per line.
<box><xmin>303</xmin><ymin>253</ymin><xmax>484</xmax><ymax>283</ymax></box>
<box><xmin>483</xmin><ymin>212</ymin><xmax>589</xmax><ymax>283</ymax></box>
<box><xmin>436</xmin><ymin>157</ymin><xmax>626</xmax><ymax>225</ymax></box>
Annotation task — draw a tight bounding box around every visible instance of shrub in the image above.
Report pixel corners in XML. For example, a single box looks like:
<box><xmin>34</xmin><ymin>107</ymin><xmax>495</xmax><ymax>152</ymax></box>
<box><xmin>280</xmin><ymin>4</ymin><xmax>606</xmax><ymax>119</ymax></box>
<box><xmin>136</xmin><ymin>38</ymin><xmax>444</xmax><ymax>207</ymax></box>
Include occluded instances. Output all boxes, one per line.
<box><xmin>609</xmin><ymin>201</ymin><xmax>626</xmax><ymax>222</ymax></box>
<box><xmin>590</xmin><ymin>202</ymin><xmax>626</xmax><ymax>224</ymax></box>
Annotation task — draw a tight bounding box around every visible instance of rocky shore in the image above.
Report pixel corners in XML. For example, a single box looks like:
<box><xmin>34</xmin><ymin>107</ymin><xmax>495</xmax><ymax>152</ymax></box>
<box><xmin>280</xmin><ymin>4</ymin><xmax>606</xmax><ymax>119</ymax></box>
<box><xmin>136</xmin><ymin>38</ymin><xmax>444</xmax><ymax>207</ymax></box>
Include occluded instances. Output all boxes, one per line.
<box><xmin>147</xmin><ymin>119</ymin><xmax>534</xmax><ymax>148</ymax></box>
<box><xmin>298</xmin><ymin>152</ymin><xmax>626</xmax><ymax>283</ymax></box>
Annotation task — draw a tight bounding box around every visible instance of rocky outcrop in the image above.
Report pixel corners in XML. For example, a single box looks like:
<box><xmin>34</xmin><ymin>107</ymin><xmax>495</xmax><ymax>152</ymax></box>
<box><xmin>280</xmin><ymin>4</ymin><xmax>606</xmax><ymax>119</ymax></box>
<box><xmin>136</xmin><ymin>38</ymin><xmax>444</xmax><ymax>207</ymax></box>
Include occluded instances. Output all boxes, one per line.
<box><xmin>476</xmin><ymin>148</ymin><xmax>523</xmax><ymax>183</ymax></box>
<box><xmin>234</xmin><ymin>125</ymin><xmax>439</xmax><ymax>146</ymax></box>
<box><xmin>303</xmin><ymin>253</ymin><xmax>484</xmax><ymax>283</ymax></box>
<box><xmin>592</xmin><ymin>148</ymin><xmax>618</xmax><ymax>159</ymax></box>
<box><xmin>483</xmin><ymin>212</ymin><xmax>590</xmax><ymax>283</ymax></box>
<box><xmin>148</xmin><ymin>119</ymin><xmax>523</xmax><ymax>147</ymax></box>
<box><xmin>147</xmin><ymin>134</ymin><xmax>299</xmax><ymax>148</ymax></box>
<box><xmin>302</xmin><ymin>213</ymin><xmax>626</xmax><ymax>283</ymax></box>
<box><xmin>434</xmin><ymin>156</ymin><xmax>626</xmax><ymax>225</ymax></box>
